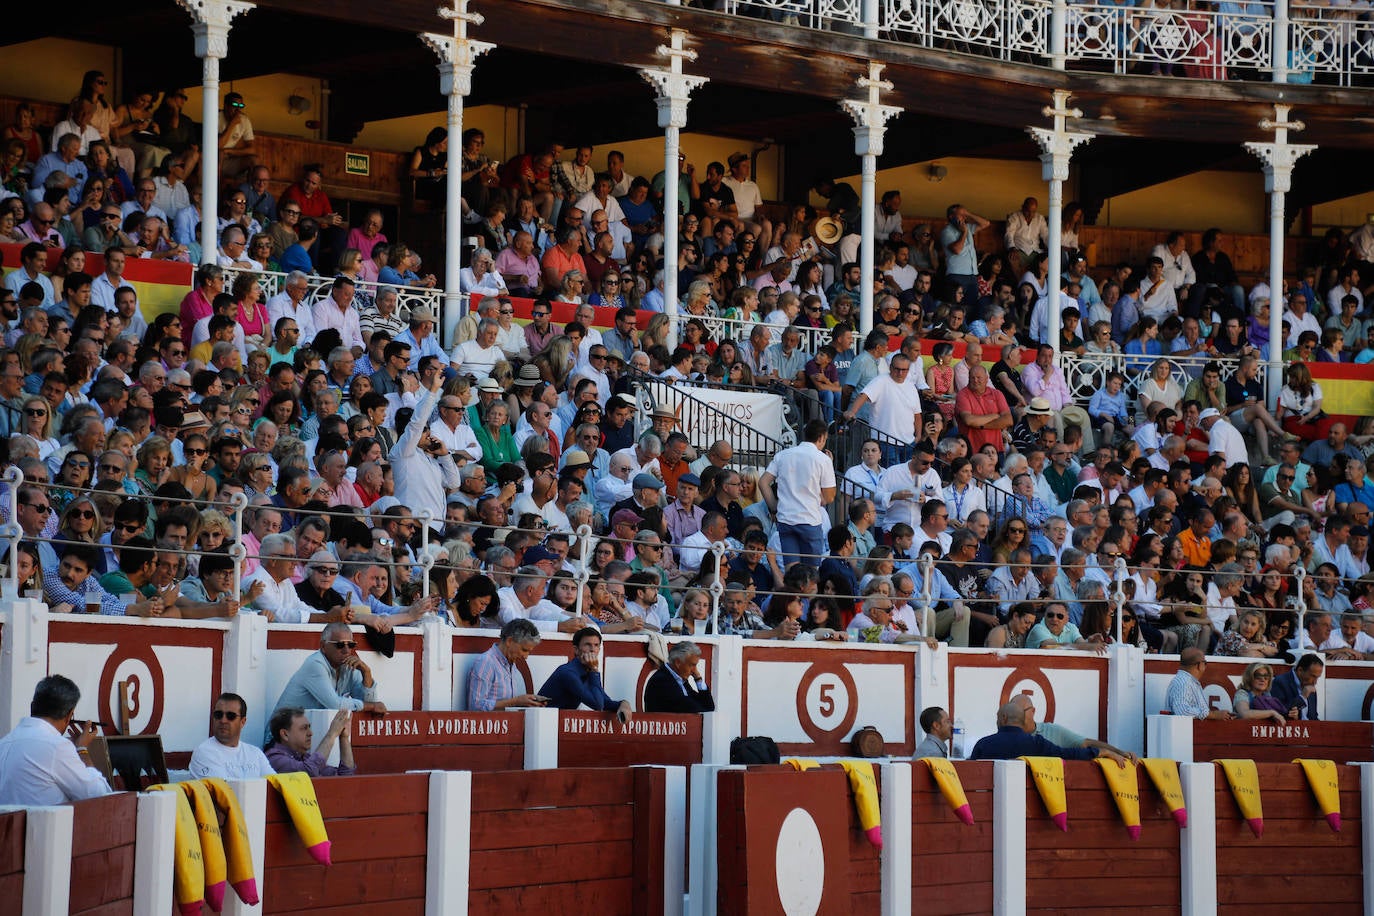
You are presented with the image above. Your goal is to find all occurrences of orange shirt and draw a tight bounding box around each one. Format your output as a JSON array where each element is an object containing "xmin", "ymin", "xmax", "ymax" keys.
[
  {"xmin": 1178, "ymin": 529, "xmax": 1211, "ymax": 568},
  {"xmin": 660, "ymin": 455, "xmax": 687, "ymax": 499},
  {"xmin": 540, "ymin": 245, "xmax": 586, "ymax": 284}
]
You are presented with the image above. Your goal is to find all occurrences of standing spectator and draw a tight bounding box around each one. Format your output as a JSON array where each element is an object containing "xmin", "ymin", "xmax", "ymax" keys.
[
  {"xmin": 759, "ymin": 419, "xmax": 836, "ymax": 567},
  {"xmin": 955, "ymin": 365, "xmax": 1012, "ymax": 455}
]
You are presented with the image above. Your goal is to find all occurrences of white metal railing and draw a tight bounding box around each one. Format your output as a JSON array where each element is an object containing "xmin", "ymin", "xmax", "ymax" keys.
[
  {"xmin": 691, "ymin": 312, "xmax": 837, "ymax": 354},
  {"xmin": 701, "ymin": 0, "xmax": 1374, "ymax": 85},
  {"xmin": 1061, "ymin": 350, "xmax": 1259, "ymax": 411},
  {"xmin": 219, "ymin": 267, "xmax": 447, "ymax": 334}
]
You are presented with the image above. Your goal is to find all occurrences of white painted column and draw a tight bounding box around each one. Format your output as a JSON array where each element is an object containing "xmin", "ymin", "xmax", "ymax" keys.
[
  {"xmin": 636, "ymin": 764, "xmax": 687, "ymax": 916},
  {"xmin": 702, "ymin": 635, "xmax": 742, "ymax": 765},
  {"xmin": 1027, "ymin": 91, "xmax": 1094, "ymax": 360},
  {"xmin": 879, "ymin": 762, "xmax": 913, "ymax": 916},
  {"xmin": 1106, "ymin": 642, "xmax": 1145, "ymax": 755},
  {"xmin": 423, "ymin": 770, "xmax": 472, "ymax": 916},
  {"xmin": 1273, "ymin": 0, "xmax": 1290, "ymax": 84},
  {"xmin": 687, "ymin": 763, "xmax": 745, "ymax": 916},
  {"xmin": 1244, "ymin": 105, "xmax": 1315, "ymax": 409},
  {"xmin": 133, "ymin": 791, "xmax": 177, "ymax": 916},
  {"xmin": 1179, "ymin": 762, "xmax": 1217, "ymax": 916},
  {"xmin": 422, "ymin": 4, "xmax": 495, "ymax": 349},
  {"xmin": 176, "ymin": 0, "xmax": 255, "ymax": 266},
  {"xmin": 0, "ymin": 588, "xmax": 48, "ymax": 734},
  {"xmin": 522, "ymin": 706, "xmax": 559, "ymax": 769},
  {"xmin": 1146, "ymin": 713, "xmax": 1195, "ymax": 762},
  {"xmin": 420, "ymin": 615, "xmax": 454, "ymax": 711},
  {"xmin": 221, "ymin": 611, "xmax": 269, "ymax": 747},
  {"xmin": 641, "ymin": 31, "xmax": 708, "ymax": 351},
  {"xmin": 21, "ymin": 805, "xmax": 73, "ymax": 916},
  {"xmin": 223, "ymin": 778, "xmax": 266, "ymax": 916},
  {"xmin": 993, "ymin": 759, "xmax": 1027, "ymax": 916},
  {"xmin": 840, "ymin": 63, "xmax": 901, "ymax": 338},
  {"xmin": 912, "ymin": 640, "xmax": 950, "ymax": 726}
]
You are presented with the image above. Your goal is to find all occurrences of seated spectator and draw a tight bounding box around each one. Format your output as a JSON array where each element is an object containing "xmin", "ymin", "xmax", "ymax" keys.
[
  {"xmin": 189, "ymin": 692, "xmax": 274, "ymax": 779},
  {"xmin": 274, "ymin": 622, "xmax": 388, "ymax": 715},
  {"xmin": 644, "ymin": 641, "xmax": 715, "ymax": 713},
  {"xmin": 1231, "ymin": 662, "xmax": 1289, "ymax": 724},
  {"xmin": 1024, "ymin": 601, "xmax": 1103, "ymax": 651},
  {"xmin": 971, "ymin": 695, "xmax": 1123, "ymax": 762},
  {"xmin": 0, "ymin": 674, "xmax": 111, "ymax": 805},
  {"xmin": 467, "ymin": 618, "xmax": 549, "ymax": 711},
  {"xmin": 1165, "ymin": 648, "xmax": 1234, "ymax": 720},
  {"xmin": 1270, "ymin": 653, "xmax": 1323, "ymax": 721},
  {"xmin": 537, "ymin": 627, "xmax": 634, "ymax": 719},
  {"xmin": 264, "ymin": 707, "xmax": 357, "ymax": 776}
]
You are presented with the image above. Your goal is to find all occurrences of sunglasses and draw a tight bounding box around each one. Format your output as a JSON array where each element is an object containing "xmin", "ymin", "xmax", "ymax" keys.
[
  {"xmin": 23, "ymin": 503, "xmax": 51, "ymax": 514},
  {"xmin": 24, "ymin": 408, "xmax": 46, "ymax": 416},
  {"xmin": 116, "ymin": 522, "xmax": 143, "ymax": 533},
  {"xmin": 1045, "ymin": 612, "xmax": 1067, "ymax": 620},
  {"xmin": 329, "ymin": 640, "xmax": 357, "ymax": 650},
  {"xmin": 185, "ymin": 448, "xmax": 207, "ymax": 456},
  {"xmin": 314, "ymin": 567, "xmax": 340, "ymax": 576},
  {"xmin": 71, "ymin": 509, "xmax": 96, "ymax": 520},
  {"xmin": 99, "ymin": 464, "xmax": 123, "ymax": 473},
  {"xmin": 211, "ymin": 710, "xmax": 241, "ymax": 721}
]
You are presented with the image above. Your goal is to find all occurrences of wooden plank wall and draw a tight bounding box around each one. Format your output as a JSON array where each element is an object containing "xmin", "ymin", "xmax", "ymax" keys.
[
  {"xmin": 262, "ymin": 773, "xmax": 428, "ymax": 915},
  {"xmin": 556, "ymin": 712, "xmax": 704, "ymax": 768},
  {"xmin": 348, "ymin": 713, "xmax": 525, "ymax": 774},
  {"xmin": 1024, "ymin": 761, "xmax": 1181, "ymax": 914},
  {"xmin": 0, "ymin": 809, "xmax": 24, "ymax": 911},
  {"xmin": 1214, "ymin": 763, "xmax": 1363, "ymax": 914},
  {"xmin": 467, "ymin": 767, "xmax": 665, "ymax": 915},
  {"xmin": 253, "ymin": 134, "xmax": 406, "ymax": 210},
  {"xmin": 911, "ymin": 761, "xmax": 996, "ymax": 916},
  {"xmin": 1193, "ymin": 720, "xmax": 1374, "ymax": 766},
  {"xmin": 846, "ymin": 766, "xmax": 883, "ymax": 914},
  {"xmin": 69, "ymin": 793, "xmax": 138, "ymax": 916}
]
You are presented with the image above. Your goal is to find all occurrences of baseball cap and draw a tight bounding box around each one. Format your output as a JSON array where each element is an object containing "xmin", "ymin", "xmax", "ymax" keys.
[
  {"xmin": 633, "ymin": 473, "xmax": 664, "ymax": 491},
  {"xmin": 612, "ymin": 508, "xmax": 643, "ymax": 528},
  {"xmin": 609, "ymin": 393, "xmax": 637, "ymax": 411},
  {"xmin": 522, "ymin": 545, "xmax": 560, "ymax": 566},
  {"xmin": 1198, "ymin": 408, "xmax": 1221, "ymax": 421},
  {"xmin": 409, "ymin": 306, "xmax": 435, "ymax": 324}
]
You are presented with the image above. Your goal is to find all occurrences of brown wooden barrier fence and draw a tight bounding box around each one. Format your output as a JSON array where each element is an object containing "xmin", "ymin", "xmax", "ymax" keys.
[
  {"xmin": 263, "ymin": 773, "xmax": 428, "ymax": 915},
  {"xmin": 69, "ymin": 793, "xmax": 137, "ymax": 916},
  {"xmin": 912, "ymin": 761, "xmax": 995, "ymax": 915},
  {"xmin": 1214, "ymin": 762, "xmax": 1363, "ymax": 914},
  {"xmin": 1194, "ymin": 720, "xmax": 1374, "ymax": 765},
  {"xmin": 557, "ymin": 711, "xmax": 703, "ymax": 768},
  {"xmin": 468, "ymin": 767, "xmax": 667, "ymax": 915},
  {"xmin": 0, "ymin": 809, "xmax": 23, "ymax": 909},
  {"xmin": 348, "ymin": 711, "xmax": 524, "ymax": 773},
  {"xmin": 1026, "ymin": 761, "xmax": 1181, "ymax": 914}
]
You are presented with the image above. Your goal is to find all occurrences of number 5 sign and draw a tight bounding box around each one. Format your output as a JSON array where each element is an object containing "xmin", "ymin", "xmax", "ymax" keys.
[{"xmin": 796, "ymin": 663, "xmax": 859, "ymax": 745}]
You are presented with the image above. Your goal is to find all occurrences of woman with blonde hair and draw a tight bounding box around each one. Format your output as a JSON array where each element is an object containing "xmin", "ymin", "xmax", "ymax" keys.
[
  {"xmin": 1232, "ymin": 662, "xmax": 1289, "ymax": 723},
  {"xmin": 198, "ymin": 509, "xmax": 233, "ymax": 552},
  {"xmin": 57, "ymin": 495, "xmax": 105, "ymax": 550},
  {"xmin": 642, "ymin": 313, "xmax": 671, "ymax": 352},
  {"xmin": 19, "ymin": 395, "xmax": 59, "ymax": 462}
]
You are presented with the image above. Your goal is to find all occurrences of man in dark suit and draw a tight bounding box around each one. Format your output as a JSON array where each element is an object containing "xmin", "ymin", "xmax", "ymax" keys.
[
  {"xmin": 1270, "ymin": 653, "xmax": 1324, "ymax": 721},
  {"xmin": 644, "ymin": 641, "xmax": 715, "ymax": 713}
]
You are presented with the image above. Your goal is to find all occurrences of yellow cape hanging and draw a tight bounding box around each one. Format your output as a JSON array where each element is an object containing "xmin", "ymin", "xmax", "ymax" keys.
[
  {"xmin": 784, "ymin": 758, "xmax": 882, "ymax": 848},
  {"xmin": 1020, "ymin": 756, "xmax": 1068, "ymax": 831},
  {"xmin": 201, "ymin": 777, "xmax": 260, "ymax": 903},
  {"xmin": 266, "ymin": 772, "xmax": 332, "ymax": 865},
  {"xmin": 1216, "ymin": 759, "xmax": 1264, "ymax": 838},
  {"xmin": 1139, "ymin": 758, "xmax": 1188, "ymax": 827},
  {"xmin": 919, "ymin": 757, "xmax": 975, "ymax": 825},
  {"xmin": 1292, "ymin": 758, "xmax": 1342, "ymax": 832},
  {"xmin": 1095, "ymin": 758, "xmax": 1142, "ymax": 840},
  {"xmin": 148, "ymin": 784, "xmax": 206, "ymax": 916},
  {"xmin": 181, "ymin": 780, "xmax": 228, "ymax": 911}
]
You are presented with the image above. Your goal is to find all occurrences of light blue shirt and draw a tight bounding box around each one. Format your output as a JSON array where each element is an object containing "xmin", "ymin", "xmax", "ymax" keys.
[
  {"xmin": 275, "ymin": 649, "xmax": 380, "ymax": 712},
  {"xmin": 393, "ymin": 327, "xmax": 447, "ymax": 372}
]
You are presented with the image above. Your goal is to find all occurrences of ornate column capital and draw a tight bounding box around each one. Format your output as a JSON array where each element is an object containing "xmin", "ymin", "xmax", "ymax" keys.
[
  {"xmin": 175, "ymin": 0, "xmax": 255, "ymax": 59},
  {"xmin": 1243, "ymin": 141, "xmax": 1318, "ymax": 193},
  {"xmin": 420, "ymin": 33, "xmax": 496, "ymax": 96},
  {"xmin": 1026, "ymin": 126, "xmax": 1095, "ymax": 181},
  {"xmin": 640, "ymin": 68, "xmax": 710, "ymax": 129},
  {"xmin": 840, "ymin": 100, "xmax": 903, "ymax": 157}
]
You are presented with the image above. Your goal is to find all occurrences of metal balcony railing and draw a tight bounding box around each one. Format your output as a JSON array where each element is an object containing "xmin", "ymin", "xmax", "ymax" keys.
[{"xmin": 688, "ymin": 0, "xmax": 1374, "ymax": 86}]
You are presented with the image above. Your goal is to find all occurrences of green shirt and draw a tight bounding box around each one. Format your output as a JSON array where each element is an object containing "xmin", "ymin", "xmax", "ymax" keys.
[{"xmin": 99, "ymin": 570, "xmax": 154, "ymax": 598}]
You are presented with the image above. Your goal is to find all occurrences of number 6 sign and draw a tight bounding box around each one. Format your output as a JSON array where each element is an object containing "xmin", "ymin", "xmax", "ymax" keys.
[{"xmin": 796, "ymin": 662, "xmax": 859, "ymax": 744}]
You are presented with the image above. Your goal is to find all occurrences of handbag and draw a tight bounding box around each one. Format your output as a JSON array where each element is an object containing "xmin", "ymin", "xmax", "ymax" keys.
[
  {"xmin": 850, "ymin": 725, "xmax": 885, "ymax": 758},
  {"xmin": 729, "ymin": 736, "xmax": 780, "ymax": 765}
]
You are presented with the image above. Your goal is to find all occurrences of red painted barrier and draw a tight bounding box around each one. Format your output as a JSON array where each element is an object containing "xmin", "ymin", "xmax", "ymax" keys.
[
  {"xmin": 912, "ymin": 761, "xmax": 995, "ymax": 915},
  {"xmin": 1025, "ymin": 761, "xmax": 1181, "ymax": 913},
  {"xmin": 262, "ymin": 773, "xmax": 429, "ymax": 914},
  {"xmin": 69, "ymin": 793, "xmax": 137, "ymax": 916},
  {"xmin": 1193, "ymin": 719, "xmax": 1374, "ymax": 765},
  {"xmin": 1, "ymin": 241, "xmax": 193, "ymax": 285},
  {"xmin": 1214, "ymin": 763, "xmax": 1363, "ymax": 913},
  {"xmin": 468, "ymin": 767, "xmax": 667, "ymax": 915},
  {"xmin": 557, "ymin": 711, "xmax": 703, "ymax": 768},
  {"xmin": 0, "ymin": 809, "xmax": 23, "ymax": 909},
  {"xmin": 348, "ymin": 710, "xmax": 524, "ymax": 773}
]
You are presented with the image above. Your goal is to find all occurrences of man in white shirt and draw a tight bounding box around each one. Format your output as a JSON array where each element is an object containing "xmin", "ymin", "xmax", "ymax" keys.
[
  {"xmin": 722, "ymin": 152, "xmax": 770, "ymax": 246},
  {"xmin": 679, "ymin": 511, "xmax": 735, "ymax": 574},
  {"xmin": 759, "ymin": 420, "xmax": 836, "ymax": 567},
  {"xmin": 430, "ymin": 393, "xmax": 482, "ymax": 461},
  {"xmin": 188, "ymin": 692, "xmax": 274, "ymax": 780},
  {"xmin": 245, "ymin": 533, "xmax": 318, "ymax": 623},
  {"xmin": 0, "ymin": 675, "xmax": 112, "ymax": 805},
  {"xmin": 313, "ymin": 278, "xmax": 365, "ymax": 353},
  {"xmin": 843, "ymin": 352, "xmax": 923, "ymax": 454},
  {"xmin": 881, "ymin": 445, "xmax": 944, "ymax": 530},
  {"xmin": 1200, "ymin": 408, "xmax": 1248, "ymax": 468},
  {"xmin": 459, "ymin": 248, "xmax": 509, "ymax": 295},
  {"xmin": 449, "ymin": 319, "xmax": 504, "ymax": 380},
  {"xmin": 90, "ymin": 247, "xmax": 133, "ymax": 313},
  {"xmin": 266, "ymin": 271, "xmax": 317, "ymax": 347},
  {"xmin": 498, "ymin": 565, "xmax": 589, "ymax": 633},
  {"xmin": 1151, "ymin": 233, "xmax": 1196, "ymax": 295},
  {"xmin": 1138, "ymin": 256, "xmax": 1178, "ymax": 323},
  {"xmin": 1003, "ymin": 196, "xmax": 1047, "ymax": 270}
]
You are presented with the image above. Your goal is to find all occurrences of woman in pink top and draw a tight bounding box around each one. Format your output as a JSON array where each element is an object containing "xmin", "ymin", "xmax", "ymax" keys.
[
  {"xmin": 232, "ymin": 273, "xmax": 270, "ymax": 348},
  {"xmin": 178, "ymin": 264, "xmax": 224, "ymax": 346}
]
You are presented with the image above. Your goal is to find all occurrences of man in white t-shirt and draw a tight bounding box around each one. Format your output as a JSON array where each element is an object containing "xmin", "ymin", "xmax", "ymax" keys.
[
  {"xmin": 722, "ymin": 152, "xmax": 771, "ymax": 247},
  {"xmin": 759, "ymin": 420, "xmax": 837, "ymax": 567},
  {"xmin": 188, "ymin": 693, "xmax": 274, "ymax": 780},
  {"xmin": 843, "ymin": 352, "xmax": 923, "ymax": 461},
  {"xmin": 449, "ymin": 319, "xmax": 504, "ymax": 380}
]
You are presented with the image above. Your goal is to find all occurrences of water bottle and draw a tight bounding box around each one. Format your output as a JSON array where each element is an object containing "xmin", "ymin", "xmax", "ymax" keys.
[{"xmin": 951, "ymin": 718, "xmax": 966, "ymax": 759}]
